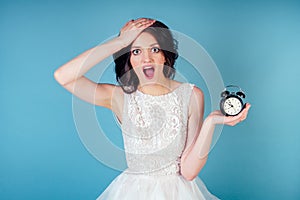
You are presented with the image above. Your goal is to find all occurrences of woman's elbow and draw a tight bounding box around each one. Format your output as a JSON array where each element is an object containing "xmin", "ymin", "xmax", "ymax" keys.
[
  {"xmin": 181, "ymin": 170, "xmax": 198, "ymax": 181},
  {"xmin": 54, "ymin": 69, "xmax": 67, "ymax": 86},
  {"xmin": 54, "ymin": 69, "xmax": 61, "ymax": 82},
  {"xmin": 180, "ymin": 160, "xmax": 207, "ymax": 181},
  {"xmin": 180, "ymin": 165, "xmax": 200, "ymax": 181}
]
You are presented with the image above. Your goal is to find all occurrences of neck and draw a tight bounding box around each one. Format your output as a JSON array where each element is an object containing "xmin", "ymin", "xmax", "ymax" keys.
[{"xmin": 138, "ymin": 78, "xmax": 172, "ymax": 96}]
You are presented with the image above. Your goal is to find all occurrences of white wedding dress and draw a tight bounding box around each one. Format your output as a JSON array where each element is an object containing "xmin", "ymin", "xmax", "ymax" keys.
[{"xmin": 96, "ymin": 83, "xmax": 219, "ymax": 200}]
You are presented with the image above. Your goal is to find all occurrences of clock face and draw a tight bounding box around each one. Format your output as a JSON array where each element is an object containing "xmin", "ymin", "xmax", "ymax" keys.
[{"xmin": 223, "ymin": 97, "xmax": 243, "ymax": 116}]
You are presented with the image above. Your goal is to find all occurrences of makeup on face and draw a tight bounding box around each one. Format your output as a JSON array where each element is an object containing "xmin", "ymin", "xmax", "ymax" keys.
[{"xmin": 130, "ymin": 32, "xmax": 165, "ymax": 81}]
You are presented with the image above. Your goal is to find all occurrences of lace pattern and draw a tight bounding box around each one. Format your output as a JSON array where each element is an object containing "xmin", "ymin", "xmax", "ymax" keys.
[{"xmin": 122, "ymin": 83, "xmax": 194, "ymax": 175}]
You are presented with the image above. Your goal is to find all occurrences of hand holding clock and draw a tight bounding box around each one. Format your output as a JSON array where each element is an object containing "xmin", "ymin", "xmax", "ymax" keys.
[{"xmin": 207, "ymin": 103, "xmax": 251, "ymax": 126}]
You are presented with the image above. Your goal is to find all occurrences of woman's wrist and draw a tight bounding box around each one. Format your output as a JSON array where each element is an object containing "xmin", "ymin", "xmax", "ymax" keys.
[
  {"xmin": 114, "ymin": 36, "xmax": 130, "ymax": 49},
  {"xmin": 204, "ymin": 115, "xmax": 217, "ymax": 126}
]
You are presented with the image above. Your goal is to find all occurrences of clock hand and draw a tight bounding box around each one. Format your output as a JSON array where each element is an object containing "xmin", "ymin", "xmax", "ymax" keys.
[{"xmin": 233, "ymin": 107, "xmax": 237, "ymax": 112}]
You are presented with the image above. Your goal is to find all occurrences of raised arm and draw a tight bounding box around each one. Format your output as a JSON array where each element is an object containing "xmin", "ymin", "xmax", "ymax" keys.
[
  {"xmin": 53, "ymin": 18, "xmax": 155, "ymax": 114},
  {"xmin": 180, "ymin": 87, "xmax": 251, "ymax": 181},
  {"xmin": 53, "ymin": 37, "xmax": 126, "ymax": 109}
]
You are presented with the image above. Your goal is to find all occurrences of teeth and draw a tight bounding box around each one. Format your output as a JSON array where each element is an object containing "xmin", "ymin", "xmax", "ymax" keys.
[{"xmin": 143, "ymin": 66, "xmax": 153, "ymax": 69}]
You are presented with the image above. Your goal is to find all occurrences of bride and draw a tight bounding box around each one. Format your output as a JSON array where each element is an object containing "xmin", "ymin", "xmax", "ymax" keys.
[{"xmin": 54, "ymin": 18, "xmax": 251, "ymax": 199}]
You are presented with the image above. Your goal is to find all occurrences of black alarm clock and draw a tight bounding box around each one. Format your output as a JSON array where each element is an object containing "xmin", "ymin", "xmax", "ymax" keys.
[{"xmin": 220, "ymin": 85, "xmax": 246, "ymax": 116}]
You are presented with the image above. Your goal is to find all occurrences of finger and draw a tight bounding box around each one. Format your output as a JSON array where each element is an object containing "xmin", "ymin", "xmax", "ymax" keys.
[
  {"xmin": 121, "ymin": 20, "xmax": 136, "ymax": 31},
  {"xmin": 235, "ymin": 106, "xmax": 249, "ymax": 120},
  {"xmin": 121, "ymin": 20, "xmax": 146, "ymax": 32},
  {"xmin": 224, "ymin": 118, "xmax": 239, "ymax": 125},
  {"xmin": 211, "ymin": 110, "xmax": 221, "ymax": 115},
  {"xmin": 142, "ymin": 20, "xmax": 155, "ymax": 27},
  {"xmin": 134, "ymin": 18, "xmax": 152, "ymax": 23},
  {"xmin": 133, "ymin": 18, "xmax": 155, "ymax": 27},
  {"xmin": 127, "ymin": 19, "xmax": 134, "ymax": 25},
  {"xmin": 226, "ymin": 114, "xmax": 242, "ymax": 122},
  {"xmin": 227, "ymin": 121, "xmax": 238, "ymax": 126},
  {"xmin": 240, "ymin": 112, "xmax": 249, "ymax": 121},
  {"xmin": 224, "ymin": 113, "xmax": 244, "ymax": 124},
  {"xmin": 238, "ymin": 110, "xmax": 250, "ymax": 122},
  {"xmin": 239, "ymin": 110, "xmax": 248, "ymax": 119},
  {"xmin": 239, "ymin": 104, "xmax": 251, "ymax": 120},
  {"xmin": 130, "ymin": 18, "xmax": 147, "ymax": 26},
  {"xmin": 244, "ymin": 103, "xmax": 251, "ymax": 110}
]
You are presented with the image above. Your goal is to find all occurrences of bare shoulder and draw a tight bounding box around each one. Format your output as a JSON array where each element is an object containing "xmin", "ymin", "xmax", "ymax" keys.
[
  {"xmin": 169, "ymin": 80, "xmax": 204, "ymax": 111},
  {"xmin": 191, "ymin": 85, "xmax": 204, "ymax": 100},
  {"xmin": 189, "ymin": 85, "xmax": 204, "ymax": 116}
]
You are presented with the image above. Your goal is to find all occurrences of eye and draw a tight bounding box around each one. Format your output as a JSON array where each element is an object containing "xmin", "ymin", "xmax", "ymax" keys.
[
  {"xmin": 131, "ymin": 49, "xmax": 141, "ymax": 55},
  {"xmin": 151, "ymin": 47, "xmax": 161, "ymax": 53}
]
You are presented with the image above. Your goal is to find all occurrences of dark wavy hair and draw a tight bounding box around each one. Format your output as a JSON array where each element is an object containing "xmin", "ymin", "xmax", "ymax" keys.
[{"xmin": 113, "ymin": 20, "xmax": 178, "ymax": 94}]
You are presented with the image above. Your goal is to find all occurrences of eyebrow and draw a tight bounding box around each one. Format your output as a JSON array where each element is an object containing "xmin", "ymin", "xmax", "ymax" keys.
[{"xmin": 131, "ymin": 43, "xmax": 160, "ymax": 49}]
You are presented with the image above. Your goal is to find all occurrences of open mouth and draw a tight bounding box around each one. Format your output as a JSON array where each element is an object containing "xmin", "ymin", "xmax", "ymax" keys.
[{"xmin": 143, "ymin": 66, "xmax": 155, "ymax": 79}]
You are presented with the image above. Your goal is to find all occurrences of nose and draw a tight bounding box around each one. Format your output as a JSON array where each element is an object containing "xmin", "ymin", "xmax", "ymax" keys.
[{"xmin": 142, "ymin": 48, "xmax": 152, "ymax": 63}]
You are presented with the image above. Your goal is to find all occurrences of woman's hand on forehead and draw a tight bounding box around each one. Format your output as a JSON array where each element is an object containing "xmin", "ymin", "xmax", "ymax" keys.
[{"xmin": 118, "ymin": 18, "xmax": 156, "ymax": 47}]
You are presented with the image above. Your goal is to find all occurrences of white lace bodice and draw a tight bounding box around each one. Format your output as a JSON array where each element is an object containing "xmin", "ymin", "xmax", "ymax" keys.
[{"xmin": 122, "ymin": 83, "xmax": 194, "ymax": 176}]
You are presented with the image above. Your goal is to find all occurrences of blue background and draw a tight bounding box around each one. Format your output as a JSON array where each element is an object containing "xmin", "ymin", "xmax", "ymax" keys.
[{"xmin": 1, "ymin": 0, "xmax": 299, "ymax": 199}]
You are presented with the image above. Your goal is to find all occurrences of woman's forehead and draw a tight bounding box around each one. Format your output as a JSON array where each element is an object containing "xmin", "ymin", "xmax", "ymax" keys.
[{"xmin": 131, "ymin": 32, "xmax": 159, "ymax": 48}]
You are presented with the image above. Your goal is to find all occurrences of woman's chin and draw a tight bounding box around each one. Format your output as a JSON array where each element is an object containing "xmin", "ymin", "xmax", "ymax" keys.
[{"xmin": 139, "ymin": 75, "xmax": 158, "ymax": 85}]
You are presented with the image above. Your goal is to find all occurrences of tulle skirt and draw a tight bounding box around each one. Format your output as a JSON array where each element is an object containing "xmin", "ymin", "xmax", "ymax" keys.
[{"xmin": 96, "ymin": 171, "xmax": 219, "ymax": 200}]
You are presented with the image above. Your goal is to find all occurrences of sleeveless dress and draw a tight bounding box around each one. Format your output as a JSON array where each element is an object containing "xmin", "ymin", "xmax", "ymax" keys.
[{"xmin": 96, "ymin": 83, "xmax": 219, "ymax": 200}]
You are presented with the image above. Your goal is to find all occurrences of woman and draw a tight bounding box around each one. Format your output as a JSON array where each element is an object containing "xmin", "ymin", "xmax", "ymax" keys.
[{"xmin": 54, "ymin": 18, "xmax": 251, "ymax": 199}]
